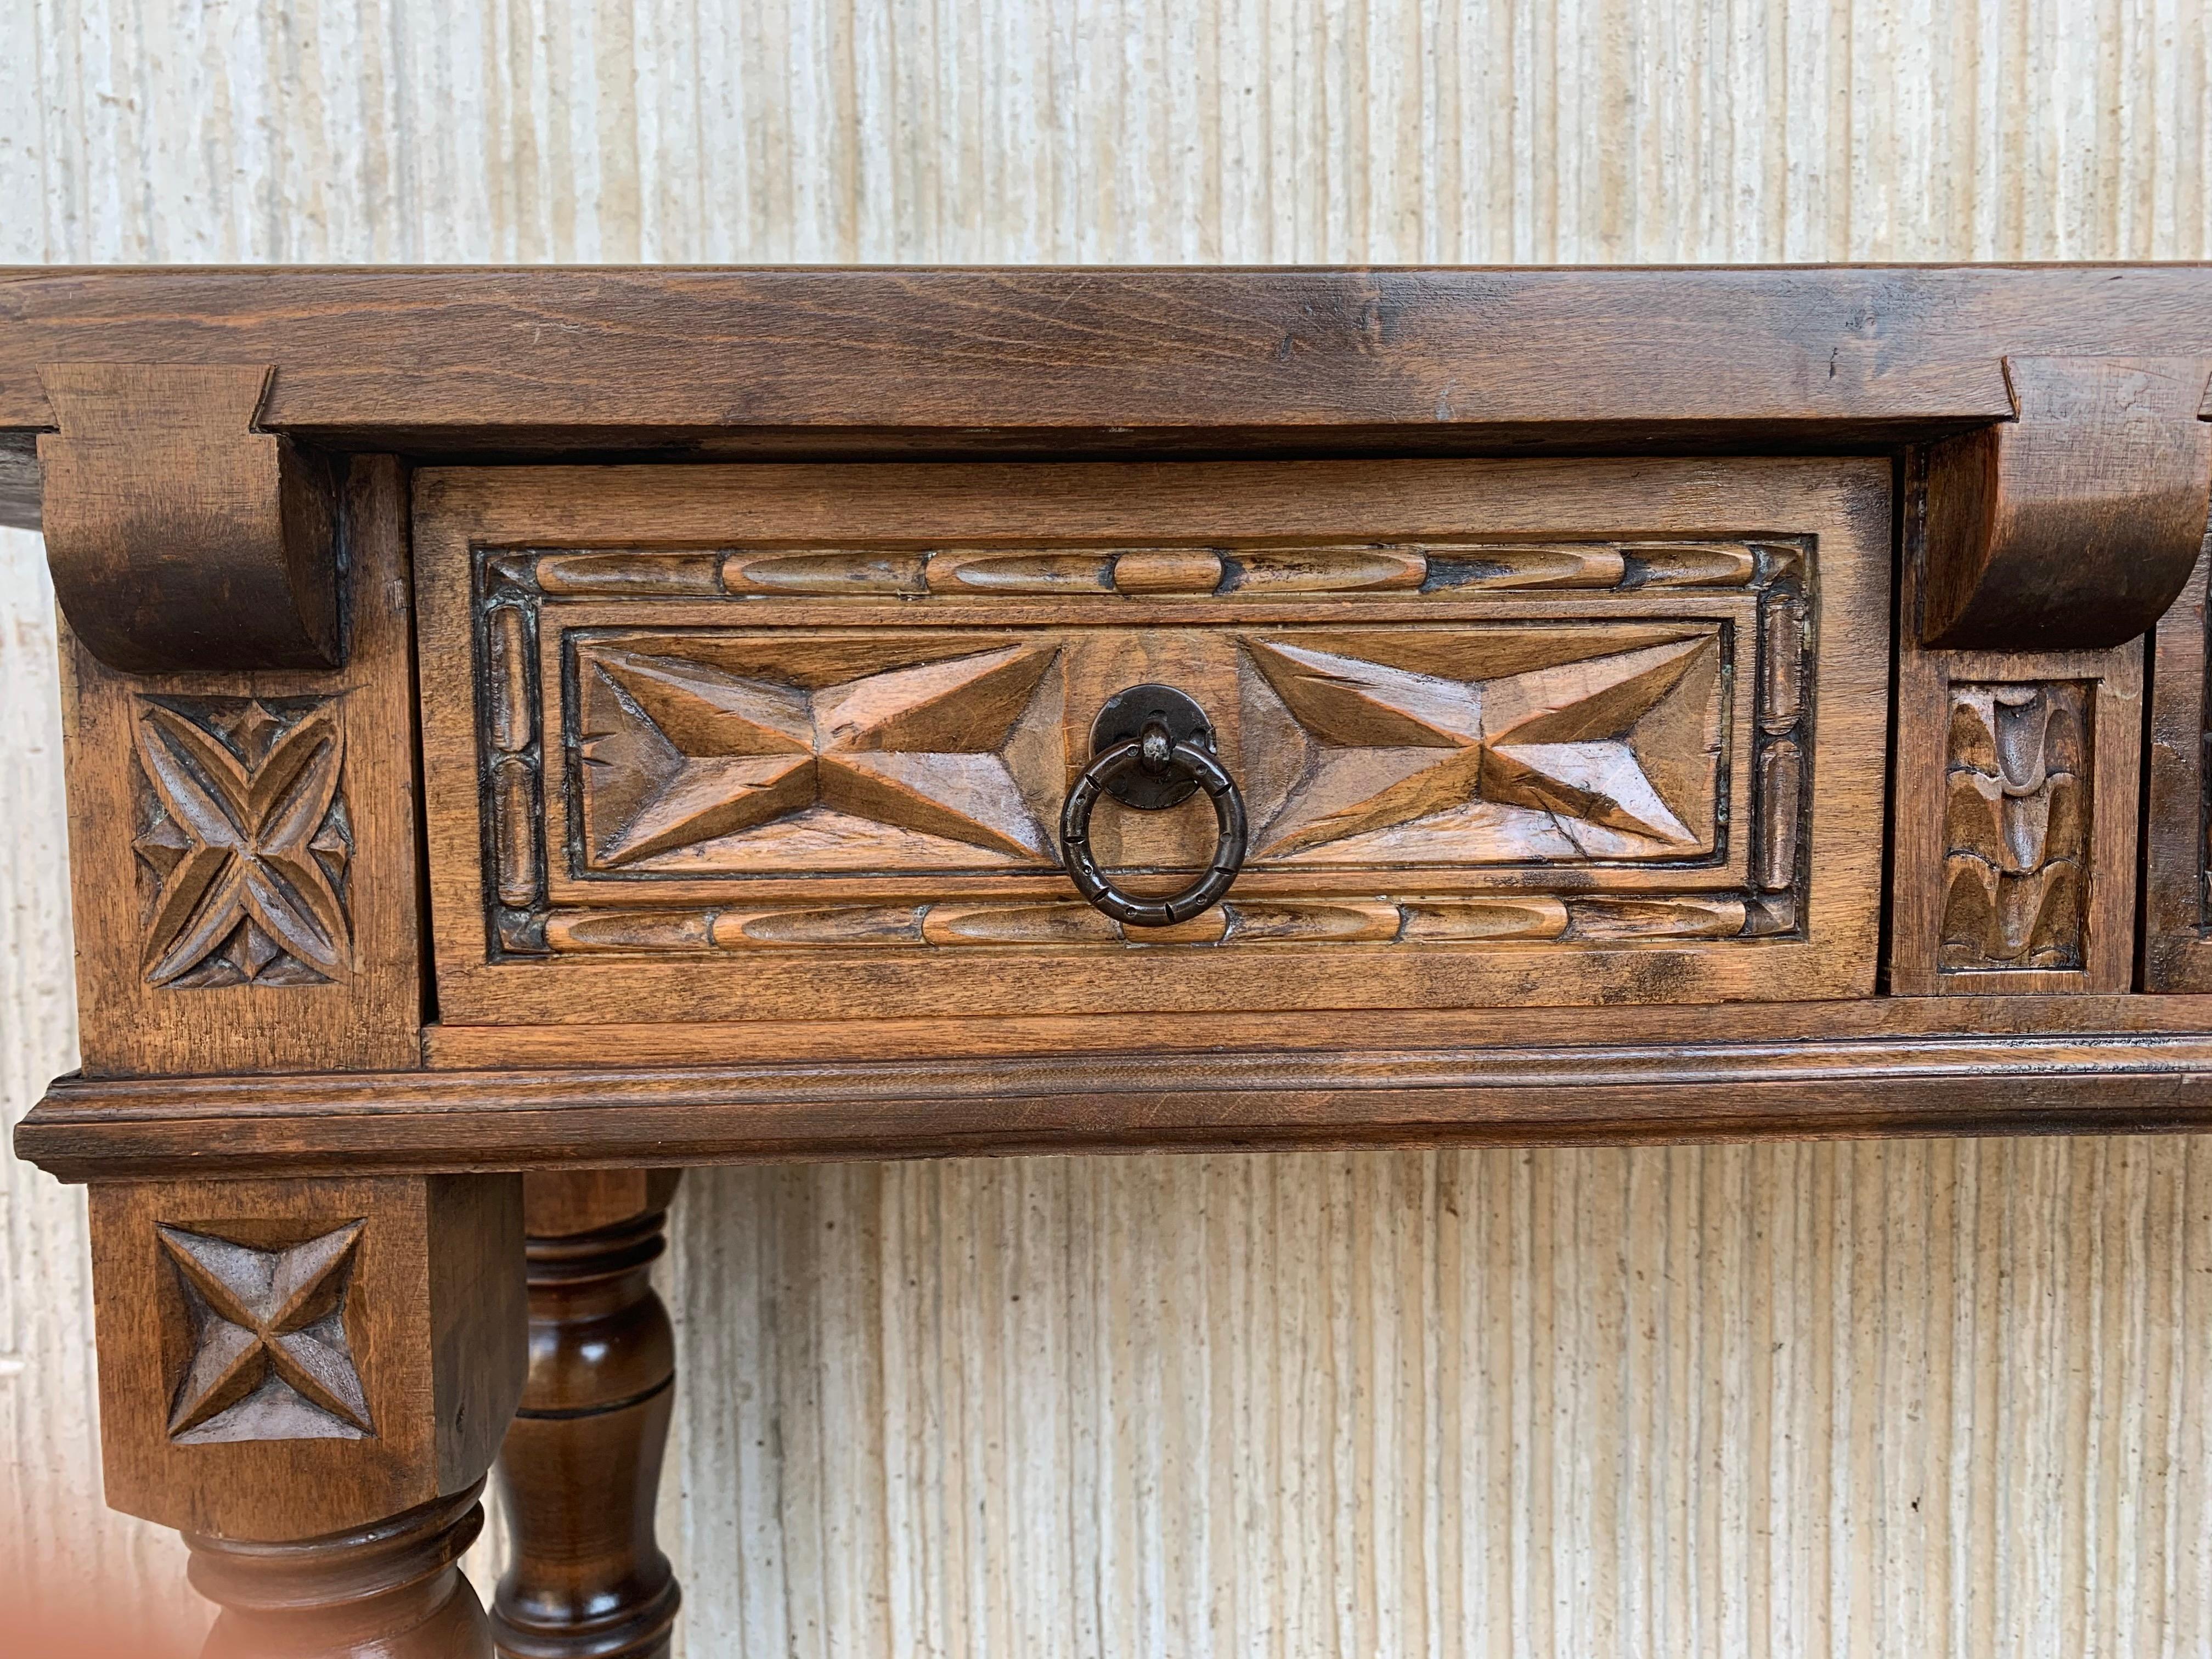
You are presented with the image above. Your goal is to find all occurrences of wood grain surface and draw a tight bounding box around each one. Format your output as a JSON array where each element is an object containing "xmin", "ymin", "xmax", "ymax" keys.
[
  {"xmin": 414, "ymin": 456, "xmax": 1889, "ymax": 1032},
  {"xmin": 57, "ymin": 456, "xmax": 424, "ymax": 1077},
  {"xmin": 2145, "ymin": 540, "xmax": 2212, "ymax": 992},
  {"xmin": 1, "ymin": 266, "xmax": 2211, "ymax": 506}
]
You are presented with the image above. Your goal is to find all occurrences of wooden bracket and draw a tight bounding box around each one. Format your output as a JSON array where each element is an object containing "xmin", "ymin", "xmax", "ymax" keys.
[
  {"xmin": 37, "ymin": 363, "xmax": 342, "ymax": 672},
  {"xmin": 1921, "ymin": 356, "xmax": 2212, "ymax": 650}
]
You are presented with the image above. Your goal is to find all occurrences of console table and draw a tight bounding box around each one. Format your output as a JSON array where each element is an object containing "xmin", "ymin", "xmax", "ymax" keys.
[{"xmin": 8, "ymin": 266, "xmax": 2212, "ymax": 1656}]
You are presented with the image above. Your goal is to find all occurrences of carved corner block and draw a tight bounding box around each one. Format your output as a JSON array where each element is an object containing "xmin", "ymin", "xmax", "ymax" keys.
[
  {"xmin": 1893, "ymin": 461, "xmax": 2144, "ymax": 993},
  {"xmin": 2145, "ymin": 538, "xmax": 2212, "ymax": 990},
  {"xmin": 37, "ymin": 364, "xmax": 341, "ymax": 672},
  {"xmin": 1921, "ymin": 355, "xmax": 2212, "ymax": 651},
  {"xmin": 1892, "ymin": 659, "xmax": 2140, "ymax": 994},
  {"xmin": 86, "ymin": 1173, "xmax": 525, "ymax": 1542},
  {"xmin": 60, "ymin": 456, "xmax": 422, "ymax": 1076}
]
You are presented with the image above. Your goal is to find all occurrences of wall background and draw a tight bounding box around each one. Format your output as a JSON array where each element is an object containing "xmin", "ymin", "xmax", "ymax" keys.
[{"xmin": 5, "ymin": 1, "xmax": 2212, "ymax": 1653}]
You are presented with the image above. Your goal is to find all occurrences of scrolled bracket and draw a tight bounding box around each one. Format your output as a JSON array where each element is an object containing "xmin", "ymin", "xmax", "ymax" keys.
[
  {"xmin": 1921, "ymin": 354, "xmax": 2212, "ymax": 651},
  {"xmin": 37, "ymin": 362, "xmax": 342, "ymax": 672}
]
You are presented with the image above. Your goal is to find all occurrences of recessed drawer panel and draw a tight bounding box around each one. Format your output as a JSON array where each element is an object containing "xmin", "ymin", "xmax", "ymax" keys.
[{"xmin": 416, "ymin": 458, "xmax": 1891, "ymax": 1026}]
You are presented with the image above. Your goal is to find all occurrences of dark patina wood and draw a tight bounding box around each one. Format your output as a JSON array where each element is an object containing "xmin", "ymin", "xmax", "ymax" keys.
[
  {"xmin": 6, "ymin": 263, "xmax": 2211, "ymax": 1657},
  {"xmin": 493, "ymin": 1172, "xmax": 682, "ymax": 1659}
]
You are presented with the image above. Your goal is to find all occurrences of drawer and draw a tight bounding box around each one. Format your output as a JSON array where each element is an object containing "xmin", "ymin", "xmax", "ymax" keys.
[{"xmin": 416, "ymin": 457, "xmax": 1891, "ymax": 1028}]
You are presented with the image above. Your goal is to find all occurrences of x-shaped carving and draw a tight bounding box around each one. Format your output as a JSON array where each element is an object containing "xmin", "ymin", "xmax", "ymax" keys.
[
  {"xmin": 1248, "ymin": 635, "xmax": 1713, "ymax": 857},
  {"xmin": 133, "ymin": 701, "xmax": 351, "ymax": 986},
  {"xmin": 580, "ymin": 643, "xmax": 1057, "ymax": 866},
  {"xmin": 159, "ymin": 1221, "xmax": 373, "ymax": 1441}
]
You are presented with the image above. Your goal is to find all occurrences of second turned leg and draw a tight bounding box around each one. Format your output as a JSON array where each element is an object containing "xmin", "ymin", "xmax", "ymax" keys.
[{"xmin": 492, "ymin": 1171, "xmax": 683, "ymax": 1659}]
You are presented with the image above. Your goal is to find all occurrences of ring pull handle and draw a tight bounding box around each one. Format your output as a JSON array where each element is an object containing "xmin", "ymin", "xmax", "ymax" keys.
[{"xmin": 1059, "ymin": 684, "xmax": 1249, "ymax": 927}]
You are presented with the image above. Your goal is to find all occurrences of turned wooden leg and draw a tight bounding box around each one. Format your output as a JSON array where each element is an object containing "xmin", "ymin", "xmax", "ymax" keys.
[
  {"xmin": 82, "ymin": 1174, "xmax": 527, "ymax": 1659},
  {"xmin": 492, "ymin": 1171, "xmax": 683, "ymax": 1659},
  {"xmin": 188, "ymin": 1483, "xmax": 493, "ymax": 1657}
]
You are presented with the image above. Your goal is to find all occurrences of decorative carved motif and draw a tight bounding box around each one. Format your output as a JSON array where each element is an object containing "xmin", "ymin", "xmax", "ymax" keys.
[
  {"xmin": 1939, "ymin": 682, "xmax": 2091, "ymax": 972},
  {"xmin": 483, "ymin": 559, "xmax": 548, "ymax": 952},
  {"xmin": 505, "ymin": 537, "xmax": 1769, "ymax": 603},
  {"xmin": 476, "ymin": 538, "xmax": 1813, "ymax": 956},
  {"xmin": 1242, "ymin": 633, "xmax": 1714, "ymax": 862},
  {"xmin": 533, "ymin": 890, "xmax": 1792, "ymax": 952},
  {"xmin": 132, "ymin": 697, "xmax": 353, "ymax": 987},
  {"xmin": 575, "ymin": 639, "xmax": 1058, "ymax": 871},
  {"xmin": 157, "ymin": 1220, "xmax": 372, "ymax": 1443}
]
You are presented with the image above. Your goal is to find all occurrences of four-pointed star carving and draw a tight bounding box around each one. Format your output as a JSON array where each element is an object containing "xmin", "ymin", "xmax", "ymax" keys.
[
  {"xmin": 579, "ymin": 643, "xmax": 1057, "ymax": 867},
  {"xmin": 133, "ymin": 700, "xmax": 352, "ymax": 987},
  {"xmin": 1246, "ymin": 635, "xmax": 1715, "ymax": 860},
  {"xmin": 159, "ymin": 1221, "xmax": 373, "ymax": 1443}
]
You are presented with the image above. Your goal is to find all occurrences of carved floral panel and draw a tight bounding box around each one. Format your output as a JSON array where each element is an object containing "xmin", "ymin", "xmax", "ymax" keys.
[{"xmin": 131, "ymin": 697, "xmax": 354, "ymax": 988}]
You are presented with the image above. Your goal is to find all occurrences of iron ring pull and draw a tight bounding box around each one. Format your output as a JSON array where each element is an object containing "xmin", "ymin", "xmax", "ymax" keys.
[{"xmin": 1060, "ymin": 717, "xmax": 1249, "ymax": 927}]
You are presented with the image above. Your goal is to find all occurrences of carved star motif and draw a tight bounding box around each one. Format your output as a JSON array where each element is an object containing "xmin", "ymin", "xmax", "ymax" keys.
[
  {"xmin": 579, "ymin": 644, "xmax": 1057, "ymax": 866},
  {"xmin": 1246, "ymin": 635, "xmax": 1714, "ymax": 859},
  {"xmin": 133, "ymin": 700, "xmax": 352, "ymax": 987},
  {"xmin": 159, "ymin": 1221, "xmax": 373, "ymax": 1443}
]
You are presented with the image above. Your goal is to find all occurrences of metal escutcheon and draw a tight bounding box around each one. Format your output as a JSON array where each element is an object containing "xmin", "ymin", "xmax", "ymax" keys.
[{"xmin": 1060, "ymin": 684, "xmax": 1248, "ymax": 927}]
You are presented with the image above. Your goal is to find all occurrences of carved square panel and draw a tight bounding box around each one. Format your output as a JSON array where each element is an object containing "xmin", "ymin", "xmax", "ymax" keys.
[
  {"xmin": 157, "ymin": 1220, "xmax": 372, "ymax": 1443},
  {"xmin": 86, "ymin": 1175, "xmax": 526, "ymax": 1541},
  {"xmin": 131, "ymin": 696, "xmax": 354, "ymax": 988}
]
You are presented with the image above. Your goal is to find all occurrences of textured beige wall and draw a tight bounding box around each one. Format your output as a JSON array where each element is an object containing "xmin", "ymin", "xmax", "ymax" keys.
[{"xmin": 5, "ymin": 2, "xmax": 2212, "ymax": 1653}]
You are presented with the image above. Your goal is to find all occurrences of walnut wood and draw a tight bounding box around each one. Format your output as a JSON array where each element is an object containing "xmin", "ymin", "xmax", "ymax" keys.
[
  {"xmin": 0, "ymin": 267, "xmax": 2209, "ymax": 488},
  {"xmin": 2145, "ymin": 539, "xmax": 2212, "ymax": 991},
  {"xmin": 493, "ymin": 1174, "xmax": 682, "ymax": 1659},
  {"xmin": 22, "ymin": 1028, "xmax": 2212, "ymax": 1179},
  {"xmin": 58, "ymin": 454, "xmax": 425, "ymax": 1077},
  {"xmin": 83, "ymin": 1174, "xmax": 526, "ymax": 1539},
  {"xmin": 1920, "ymin": 356, "xmax": 2212, "ymax": 650},
  {"xmin": 414, "ymin": 992, "xmax": 2212, "ymax": 1067},
  {"xmin": 188, "ymin": 1482, "xmax": 493, "ymax": 1658},
  {"xmin": 414, "ymin": 455, "xmax": 1888, "ymax": 1024},
  {"xmin": 1892, "ymin": 451, "xmax": 2146, "ymax": 993},
  {"xmin": 18, "ymin": 261, "xmax": 2212, "ymax": 1650},
  {"xmin": 36, "ymin": 363, "xmax": 341, "ymax": 670}
]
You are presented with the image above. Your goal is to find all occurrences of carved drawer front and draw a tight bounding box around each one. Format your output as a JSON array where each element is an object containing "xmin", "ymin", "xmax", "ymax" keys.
[{"xmin": 415, "ymin": 458, "xmax": 1891, "ymax": 1028}]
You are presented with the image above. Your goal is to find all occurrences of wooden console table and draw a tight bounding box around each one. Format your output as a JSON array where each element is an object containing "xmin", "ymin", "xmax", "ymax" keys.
[{"xmin": 8, "ymin": 265, "xmax": 2212, "ymax": 1656}]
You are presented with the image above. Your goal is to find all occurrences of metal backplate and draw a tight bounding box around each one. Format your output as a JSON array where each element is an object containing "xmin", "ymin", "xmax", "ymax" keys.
[{"xmin": 1087, "ymin": 683, "xmax": 1215, "ymax": 809}]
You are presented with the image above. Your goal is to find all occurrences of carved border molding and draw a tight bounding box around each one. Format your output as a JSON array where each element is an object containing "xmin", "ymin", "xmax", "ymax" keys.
[
  {"xmin": 533, "ymin": 891, "xmax": 1793, "ymax": 954},
  {"xmin": 520, "ymin": 538, "xmax": 1768, "ymax": 601},
  {"xmin": 473, "ymin": 535, "xmax": 1815, "ymax": 958}
]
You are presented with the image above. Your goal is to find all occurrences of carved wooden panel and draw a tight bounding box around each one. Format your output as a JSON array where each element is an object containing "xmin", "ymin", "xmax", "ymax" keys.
[
  {"xmin": 132, "ymin": 697, "xmax": 353, "ymax": 988},
  {"xmin": 1891, "ymin": 453, "xmax": 2143, "ymax": 995},
  {"xmin": 1938, "ymin": 682, "xmax": 2090, "ymax": 973},
  {"xmin": 416, "ymin": 459, "xmax": 1890, "ymax": 1026},
  {"xmin": 58, "ymin": 457, "xmax": 424, "ymax": 1076},
  {"xmin": 86, "ymin": 1175, "xmax": 526, "ymax": 1540},
  {"xmin": 157, "ymin": 1219, "xmax": 371, "ymax": 1442}
]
